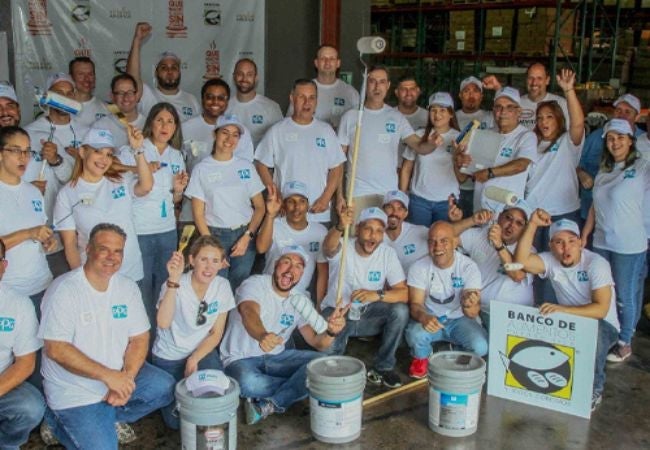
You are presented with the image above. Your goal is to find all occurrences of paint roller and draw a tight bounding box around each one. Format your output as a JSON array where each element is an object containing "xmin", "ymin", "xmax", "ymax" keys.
[
  {"xmin": 484, "ymin": 186, "xmax": 519, "ymax": 207},
  {"xmin": 289, "ymin": 293, "xmax": 328, "ymax": 334}
]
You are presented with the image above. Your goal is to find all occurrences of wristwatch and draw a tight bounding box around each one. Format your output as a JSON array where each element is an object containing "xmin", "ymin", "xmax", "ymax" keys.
[
  {"xmin": 494, "ymin": 243, "xmax": 506, "ymax": 251},
  {"xmin": 48, "ymin": 155, "xmax": 63, "ymax": 167},
  {"xmin": 244, "ymin": 229, "xmax": 255, "ymax": 239},
  {"xmin": 378, "ymin": 289, "xmax": 385, "ymax": 301},
  {"xmin": 487, "ymin": 168, "xmax": 496, "ymax": 179}
]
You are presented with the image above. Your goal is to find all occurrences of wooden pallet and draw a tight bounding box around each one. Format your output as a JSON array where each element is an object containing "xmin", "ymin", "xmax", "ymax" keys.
[{"xmin": 450, "ymin": 0, "xmax": 481, "ymax": 5}]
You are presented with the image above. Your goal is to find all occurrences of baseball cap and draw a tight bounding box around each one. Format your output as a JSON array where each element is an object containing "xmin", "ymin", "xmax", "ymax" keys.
[
  {"xmin": 549, "ymin": 218, "xmax": 580, "ymax": 239},
  {"xmin": 279, "ymin": 245, "xmax": 310, "ymax": 265},
  {"xmin": 357, "ymin": 207, "xmax": 388, "ymax": 226},
  {"xmin": 46, "ymin": 72, "xmax": 75, "ymax": 91},
  {"xmin": 494, "ymin": 86, "xmax": 521, "ymax": 106},
  {"xmin": 383, "ymin": 190, "xmax": 409, "ymax": 209},
  {"xmin": 428, "ymin": 92, "xmax": 454, "ymax": 109},
  {"xmin": 0, "ymin": 83, "xmax": 18, "ymax": 102},
  {"xmin": 82, "ymin": 128, "xmax": 115, "ymax": 149},
  {"xmin": 282, "ymin": 180, "xmax": 310, "ymax": 202},
  {"xmin": 184, "ymin": 369, "xmax": 230, "ymax": 396},
  {"xmin": 157, "ymin": 51, "xmax": 181, "ymax": 66},
  {"xmin": 613, "ymin": 93, "xmax": 641, "ymax": 114},
  {"xmin": 503, "ymin": 198, "xmax": 533, "ymax": 220},
  {"xmin": 460, "ymin": 76, "xmax": 483, "ymax": 93},
  {"xmin": 601, "ymin": 118, "xmax": 634, "ymax": 138},
  {"xmin": 215, "ymin": 114, "xmax": 245, "ymax": 135}
]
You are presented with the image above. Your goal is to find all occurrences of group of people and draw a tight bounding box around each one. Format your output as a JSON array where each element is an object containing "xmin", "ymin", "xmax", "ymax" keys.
[{"xmin": 0, "ymin": 20, "xmax": 648, "ymax": 449}]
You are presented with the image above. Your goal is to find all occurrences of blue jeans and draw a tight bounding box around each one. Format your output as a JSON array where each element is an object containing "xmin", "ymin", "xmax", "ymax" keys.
[
  {"xmin": 152, "ymin": 348, "xmax": 223, "ymax": 429},
  {"xmin": 405, "ymin": 316, "xmax": 489, "ymax": 358},
  {"xmin": 594, "ymin": 319, "xmax": 618, "ymax": 396},
  {"xmin": 322, "ymin": 302, "xmax": 410, "ymax": 371},
  {"xmin": 0, "ymin": 382, "xmax": 45, "ymax": 450},
  {"xmin": 224, "ymin": 349, "xmax": 321, "ymax": 411},
  {"xmin": 209, "ymin": 225, "xmax": 256, "ymax": 292},
  {"xmin": 138, "ymin": 230, "xmax": 177, "ymax": 326},
  {"xmin": 407, "ymin": 193, "xmax": 449, "ymax": 228},
  {"xmin": 44, "ymin": 362, "xmax": 175, "ymax": 450},
  {"xmin": 594, "ymin": 247, "xmax": 646, "ymax": 344}
]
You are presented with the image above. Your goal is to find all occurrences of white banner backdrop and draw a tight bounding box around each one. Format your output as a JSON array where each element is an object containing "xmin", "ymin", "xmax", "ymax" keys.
[{"xmin": 11, "ymin": 0, "xmax": 265, "ymax": 123}]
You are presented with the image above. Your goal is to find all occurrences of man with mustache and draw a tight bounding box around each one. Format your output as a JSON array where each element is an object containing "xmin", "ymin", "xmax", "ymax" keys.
[
  {"xmin": 514, "ymin": 210, "xmax": 618, "ymax": 411},
  {"xmin": 321, "ymin": 206, "xmax": 409, "ymax": 389},
  {"xmin": 221, "ymin": 246, "xmax": 346, "ymax": 425},
  {"xmin": 0, "ymin": 83, "xmax": 21, "ymax": 128}
]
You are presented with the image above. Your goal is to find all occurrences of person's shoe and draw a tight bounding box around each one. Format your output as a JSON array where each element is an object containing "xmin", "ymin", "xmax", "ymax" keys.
[
  {"xmin": 115, "ymin": 422, "xmax": 137, "ymax": 444},
  {"xmin": 380, "ymin": 369, "xmax": 403, "ymax": 389},
  {"xmin": 40, "ymin": 421, "xmax": 59, "ymax": 446},
  {"xmin": 244, "ymin": 399, "xmax": 275, "ymax": 425},
  {"xmin": 606, "ymin": 343, "xmax": 632, "ymax": 363},
  {"xmin": 408, "ymin": 357, "xmax": 429, "ymax": 379},
  {"xmin": 367, "ymin": 368, "xmax": 383, "ymax": 386},
  {"xmin": 591, "ymin": 392, "xmax": 603, "ymax": 412}
]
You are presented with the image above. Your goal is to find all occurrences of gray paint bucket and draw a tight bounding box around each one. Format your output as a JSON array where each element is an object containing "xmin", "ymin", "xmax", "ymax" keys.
[
  {"xmin": 175, "ymin": 376, "xmax": 240, "ymax": 450},
  {"xmin": 306, "ymin": 356, "xmax": 367, "ymax": 444},
  {"xmin": 427, "ymin": 351, "xmax": 486, "ymax": 437}
]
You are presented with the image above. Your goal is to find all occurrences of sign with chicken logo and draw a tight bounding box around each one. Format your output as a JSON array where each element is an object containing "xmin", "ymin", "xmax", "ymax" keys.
[{"xmin": 487, "ymin": 302, "xmax": 597, "ymax": 418}]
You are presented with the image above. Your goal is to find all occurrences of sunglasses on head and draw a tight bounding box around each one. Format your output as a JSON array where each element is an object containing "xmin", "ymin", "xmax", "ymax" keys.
[{"xmin": 196, "ymin": 300, "xmax": 208, "ymax": 326}]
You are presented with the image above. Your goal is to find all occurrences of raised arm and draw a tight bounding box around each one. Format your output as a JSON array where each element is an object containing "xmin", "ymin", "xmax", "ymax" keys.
[
  {"xmin": 156, "ymin": 251, "xmax": 184, "ymax": 329},
  {"xmin": 514, "ymin": 208, "xmax": 551, "ymax": 275},
  {"xmin": 126, "ymin": 22, "xmax": 151, "ymax": 96},
  {"xmin": 556, "ymin": 69, "xmax": 584, "ymax": 146},
  {"xmin": 255, "ymin": 184, "xmax": 280, "ymax": 254}
]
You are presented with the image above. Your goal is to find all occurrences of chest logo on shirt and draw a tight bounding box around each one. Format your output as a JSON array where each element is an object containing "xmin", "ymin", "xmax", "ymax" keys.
[
  {"xmin": 334, "ymin": 97, "xmax": 345, "ymax": 106},
  {"xmin": 549, "ymin": 143, "xmax": 560, "ymax": 153},
  {"xmin": 0, "ymin": 317, "xmax": 15, "ymax": 332},
  {"xmin": 577, "ymin": 271, "xmax": 589, "ymax": 282},
  {"xmin": 238, "ymin": 169, "xmax": 251, "ymax": 180},
  {"xmin": 446, "ymin": 145, "xmax": 453, "ymax": 153},
  {"xmin": 315, "ymin": 137, "xmax": 326, "ymax": 148},
  {"xmin": 403, "ymin": 244, "xmax": 416, "ymax": 255},
  {"xmin": 95, "ymin": 112, "xmax": 107, "ymax": 120},
  {"xmin": 252, "ymin": 114, "xmax": 264, "ymax": 124},
  {"xmin": 111, "ymin": 304, "xmax": 128, "ymax": 319},
  {"xmin": 207, "ymin": 301, "xmax": 220, "ymax": 315},
  {"xmin": 368, "ymin": 271, "xmax": 382, "ymax": 282},
  {"xmin": 182, "ymin": 107, "xmax": 194, "ymax": 118},
  {"xmin": 170, "ymin": 164, "xmax": 181, "ymax": 174},
  {"xmin": 500, "ymin": 147, "xmax": 513, "ymax": 158},
  {"xmin": 33, "ymin": 152, "xmax": 43, "ymax": 162},
  {"xmin": 480, "ymin": 122, "xmax": 488, "ymax": 130},
  {"xmin": 111, "ymin": 186, "xmax": 126, "ymax": 200},
  {"xmin": 32, "ymin": 199, "xmax": 43, "ymax": 212},
  {"xmin": 280, "ymin": 313, "xmax": 295, "ymax": 328},
  {"xmin": 385, "ymin": 122, "xmax": 397, "ymax": 134},
  {"xmin": 309, "ymin": 241, "xmax": 320, "ymax": 252},
  {"xmin": 451, "ymin": 275, "xmax": 465, "ymax": 288},
  {"xmin": 623, "ymin": 168, "xmax": 636, "ymax": 179}
]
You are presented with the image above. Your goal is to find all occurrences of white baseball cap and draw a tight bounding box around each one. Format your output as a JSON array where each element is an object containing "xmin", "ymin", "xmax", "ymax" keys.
[
  {"xmin": 549, "ymin": 218, "xmax": 580, "ymax": 239},
  {"xmin": 357, "ymin": 207, "xmax": 388, "ymax": 226},
  {"xmin": 613, "ymin": 93, "xmax": 641, "ymax": 114},
  {"xmin": 460, "ymin": 76, "xmax": 483, "ymax": 93},
  {"xmin": 46, "ymin": 72, "xmax": 75, "ymax": 91},
  {"xmin": 279, "ymin": 244, "xmax": 310, "ymax": 265},
  {"xmin": 494, "ymin": 86, "xmax": 521, "ymax": 106},
  {"xmin": 383, "ymin": 190, "xmax": 409, "ymax": 209},
  {"xmin": 503, "ymin": 198, "xmax": 533, "ymax": 220},
  {"xmin": 0, "ymin": 83, "xmax": 18, "ymax": 102},
  {"xmin": 157, "ymin": 51, "xmax": 181, "ymax": 66},
  {"xmin": 82, "ymin": 128, "xmax": 115, "ymax": 148},
  {"xmin": 428, "ymin": 92, "xmax": 454, "ymax": 109},
  {"xmin": 601, "ymin": 118, "xmax": 634, "ymax": 138},
  {"xmin": 215, "ymin": 114, "xmax": 245, "ymax": 135},
  {"xmin": 282, "ymin": 180, "xmax": 309, "ymax": 202}
]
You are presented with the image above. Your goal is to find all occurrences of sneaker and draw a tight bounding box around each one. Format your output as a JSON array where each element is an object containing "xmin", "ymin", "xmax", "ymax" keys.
[
  {"xmin": 380, "ymin": 369, "xmax": 403, "ymax": 389},
  {"xmin": 408, "ymin": 357, "xmax": 429, "ymax": 379},
  {"xmin": 244, "ymin": 399, "xmax": 275, "ymax": 425},
  {"xmin": 115, "ymin": 422, "xmax": 137, "ymax": 444},
  {"xmin": 591, "ymin": 392, "xmax": 602, "ymax": 412},
  {"xmin": 367, "ymin": 368, "xmax": 383, "ymax": 386},
  {"xmin": 40, "ymin": 422, "xmax": 59, "ymax": 446},
  {"xmin": 606, "ymin": 344, "xmax": 632, "ymax": 363}
]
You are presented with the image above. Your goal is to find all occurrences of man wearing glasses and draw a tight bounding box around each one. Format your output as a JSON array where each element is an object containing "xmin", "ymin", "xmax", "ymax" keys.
[
  {"xmin": 38, "ymin": 223, "xmax": 175, "ymax": 448},
  {"xmin": 0, "ymin": 83, "xmax": 21, "ymax": 128}
]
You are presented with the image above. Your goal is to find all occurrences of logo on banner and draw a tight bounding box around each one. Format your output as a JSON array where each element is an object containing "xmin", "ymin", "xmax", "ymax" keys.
[
  {"xmin": 236, "ymin": 12, "xmax": 255, "ymax": 22},
  {"xmin": 113, "ymin": 50, "xmax": 129, "ymax": 74},
  {"xmin": 27, "ymin": 0, "xmax": 53, "ymax": 36},
  {"xmin": 109, "ymin": 7, "xmax": 131, "ymax": 19},
  {"xmin": 166, "ymin": 0, "xmax": 188, "ymax": 38},
  {"xmin": 74, "ymin": 38, "xmax": 92, "ymax": 58},
  {"xmin": 204, "ymin": 3, "xmax": 221, "ymax": 25},
  {"xmin": 203, "ymin": 41, "xmax": 221, "ymax": 80},
  {"xmin": 71, "ymin": 2, "xmax": 90, "ymax": 22}
]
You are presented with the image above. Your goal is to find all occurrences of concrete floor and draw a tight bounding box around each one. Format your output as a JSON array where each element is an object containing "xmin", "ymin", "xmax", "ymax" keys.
[{"xmin": 25, "ymin": 319, "xmax": 650, "ymax": 450}]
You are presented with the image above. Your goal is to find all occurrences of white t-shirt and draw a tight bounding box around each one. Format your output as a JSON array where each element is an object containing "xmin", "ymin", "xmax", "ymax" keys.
[
  {"xmin": 220, "ymin": 275, "xmax": 308, "ymax": 366},
  {"xmin": 397, "ymin": 106, "xmax": 428, "ymax": 166},
  {"xmin": 38, "ymin": 268, "xmax": 150, "ymax": 410},
  {"xmin": 321, "ymin": 240, "xmax": 406, "ymax": 310},
  {"xmin": 456, "ymin": 109, "xmax": 494, "ymax": 131},
  {"xmin": 593, "ymin": 158, "xmax": 650, "ymax": 254},
  {"xmin": 525, "ymin": 132, "xmax": 584, "ymax": 215},
  {"xmin": 538, "ymin": 250, "xmax": 619, "ymax": 330},
  {"xmin": 54, "ymin": 177, "xmax": 144, "ymax": 281},
  {"xmin": 407, "ymin": 252, "xmax": 482, "ymax": 320},
  {"xmin": 77, "ymin": 96, "xmax": 110, "ymax": 127},
  {"xmin": 152, "ymin": 272, "xmax": 235, "ymax": 361},
  {"xmin": 287, "ymin": 79, "xmax": 360, "ymax": 130},
  {"xmin": 338, "ymin": 105, "xmax": 415, "ymax": 197},
  {"xmin": 384, "ymin": 222, "xmax": 429, "ymax": 273},
  {"xmin": 93, "ymin": 113, "xmax": 146, "ymax": 151},
  {"xmin": 519, "ymin": 92, "xmax": 569, "ymax": 130},
  {"xmin": 460, "ymin": 227, "xmax": 534, "ymax": 312},
  {"xmin": 255, "ymin": 117, "xmax": 344, "ymax": 222},
  {"xmin": 474, "ymin": 125, "xmax": 538, "ymax": 212},
  {"xmin": 226, "ymin": 94, "xmax": 283, "ymax": 147},
  {"xmin": 636, "ymin": 134, "xmax": 650, "ymax": 238},
  {"xmin": 403, "ymin": 128, "xmax": 460, "ymax": 201},
  {"xmin": 139, "ymin": 83, "xmax": 200, "ymax": 123},
  {"xmin": 0, "ymin": 283, "xmax": 42, "ymax": 374},
  {"xmin": 0, "ymin": 181, "xmax": 52, "ymax": 295},
  {"xmin": 262, "ymin": 218, "xmax": 328, "ymax": 292},
  {"xmin": 185, "ymin": 156, "xmax": 264, "ymax": 228},
  {"xmin": 119, "ymin": 139, "xmax": 185, "ymax": 235}
]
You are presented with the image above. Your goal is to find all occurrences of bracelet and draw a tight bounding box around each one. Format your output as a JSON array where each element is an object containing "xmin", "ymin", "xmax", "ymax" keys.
[
  {"xmin": 166, "ymin": 279, "xmax": 180, "ymax": 289},
  {"xmin": 563, "ymin": 88, "xmax": 575, "ymax": 93},
  {"xmin": 132, "ymin": 148, "xmax": 145, "ymax": 156},
  {"xmin": 335, "ymin": 224, "xmax": 345, "ymax": 233},
  {"xmin": 494, "ymin": 244, "xmax": 506, "ymax": 252},
  {"xmin": 244, "ymin": 229, "xmax": 255, "ymax": 239},
  {"xmin": 326, "ymin": 329, "xmax": 338, "ymax": 337},
  {"xmin": 48, "ymin": 155, "xmax": 63, "ymax": 167}
]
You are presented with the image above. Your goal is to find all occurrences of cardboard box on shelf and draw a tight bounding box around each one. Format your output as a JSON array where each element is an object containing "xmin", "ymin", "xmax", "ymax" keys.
[
  {"xmin": 515, "ymin": 8, "xmax": 574, "ymax": 56},
  {"xmin": 484, "ymin": 38, "xmax": 511, "ymax": 54},
  {"xmin": 448, "ymin": 11, "xmax": 475, "ymax": 53},
  {"xmin": 485, "ymin": 9, "xmax": 515, "ymax": 39}
]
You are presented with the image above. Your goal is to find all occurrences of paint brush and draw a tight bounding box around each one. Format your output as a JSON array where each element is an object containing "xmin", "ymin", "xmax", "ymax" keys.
[
  {"xmin": 178, "ymin": 224, "xmax": 195, "ymax": 253},
  {"xmin": 106, "ymin": 103, "xmax": 128, "ymax": 126}
]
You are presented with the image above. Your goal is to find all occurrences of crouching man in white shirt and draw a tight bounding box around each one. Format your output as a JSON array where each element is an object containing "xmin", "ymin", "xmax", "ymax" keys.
[
  {"xmin": 514, "ymin": 210, "xmax": 618, "ymax": 411},
  {"xmin": 38, "ymin": 224, "xmax": 175, "ymax": 449},
  {"xmin": 221, "ymin": 246, "xmax": 347, "ymax": 425}
]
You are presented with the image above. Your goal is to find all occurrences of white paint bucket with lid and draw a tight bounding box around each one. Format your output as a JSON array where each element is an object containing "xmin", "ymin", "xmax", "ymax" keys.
[
  {"xmin": 306, "ymin": 356, "xmax": 367, "ymax": 444},
  {"xmin": 427, "ymin": 351, "xmax": 486, "ymax": 437},
  {"xmin": 175, "ymin": 376, "xmax": 240, "ymax": 449}
]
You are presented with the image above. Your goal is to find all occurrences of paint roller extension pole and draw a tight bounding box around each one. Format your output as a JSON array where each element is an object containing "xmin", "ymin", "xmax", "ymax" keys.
[{"xmin": 363, "ymin": 378, "xmax": 428, "ymax": 408}]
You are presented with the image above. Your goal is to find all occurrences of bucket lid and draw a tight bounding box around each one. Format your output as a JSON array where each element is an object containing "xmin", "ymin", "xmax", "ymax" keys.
[
  {"xmin": 175, "ymin": 375, "xmax": 240, "ymax": 402},
  {"xmin": 307, "ymin": 356, "xmax": 366, "ymax": 383},
  {"xmin": 428, "ymin": 351, "xmax": 485, "ymax": 378}
]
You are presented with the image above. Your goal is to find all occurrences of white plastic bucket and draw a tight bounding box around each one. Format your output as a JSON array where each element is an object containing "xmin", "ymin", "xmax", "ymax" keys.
[
  {"xmin": 306, "ymin": 356, "xmax": 367, "ymax": 444},
  {"xmin": 175, "ymin": 376, "xmax": 240, "ymax": 450},
  {"xmin": 427, "ymin": 351, "xmax": 486, "ymax": 437}
]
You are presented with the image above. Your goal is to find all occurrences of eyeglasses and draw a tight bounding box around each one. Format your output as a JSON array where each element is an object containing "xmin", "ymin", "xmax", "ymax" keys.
[
  {"xmin": 113, "ymin": 90, "xmax": 136, "ymax": 99},
  {"xmin": 196, "ymin": 300, "xmax": 208, "ymax": 326},
  {"xmin": 493, "ymin": 105, "xmax": 519, "ymax": 114},
  {"xmin": 1, "ymin": 147, "xmax": 36, "ymax": 159}
]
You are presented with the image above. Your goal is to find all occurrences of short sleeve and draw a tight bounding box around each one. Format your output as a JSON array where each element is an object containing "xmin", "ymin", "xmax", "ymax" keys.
[
  {"xmin": 537, "ymin": 252, "xmax": 554, "ymax": 280},
  {"xmin": 184, "ymin": 165, "xmax": 206, "ymax": 201},
  {"xmin": 125, "ymin": 282, "xmax": 150, "ymax": 336},
  {"xmin": 254, "ymin": 127, "xmax": 276, "ymax": 167},
  {"xmin": 407, "ymin": 259, "xmax": 429, "ymax": 290},
  {"xmin": 515, "ymin": 130, "xmax": 539, "ymax": 162},
  {"xmin": 398, "ymin": 113, "xmax": 415, "ymax": 140},
  {"xmin": 246, "ymin": 165, "xmax": 265, "ymax": 198},
  {"xmin": 53, "ymin": 188, "xmax": 76, "ymax": 231},
  {"xmin": 38, "ymin": 284, "xmax": 76, "ymax": 342},
  {"xmin": 13, "ymin": 299, "xmax": 42, "ymax": 356},
  {"xmin": 588, "ymin": 256, "xmax": 614, "ymax": 291},
  {"xmin": 463, "ymin": 259, "xmax": 482, "ymax": 290},
  {"xmin": 337, "ymin": 111, "xmax": 353, "ymax": 147},
  {"xmin": 384, "ymin": 247, "xmax": 406, "ymax": 286}
]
